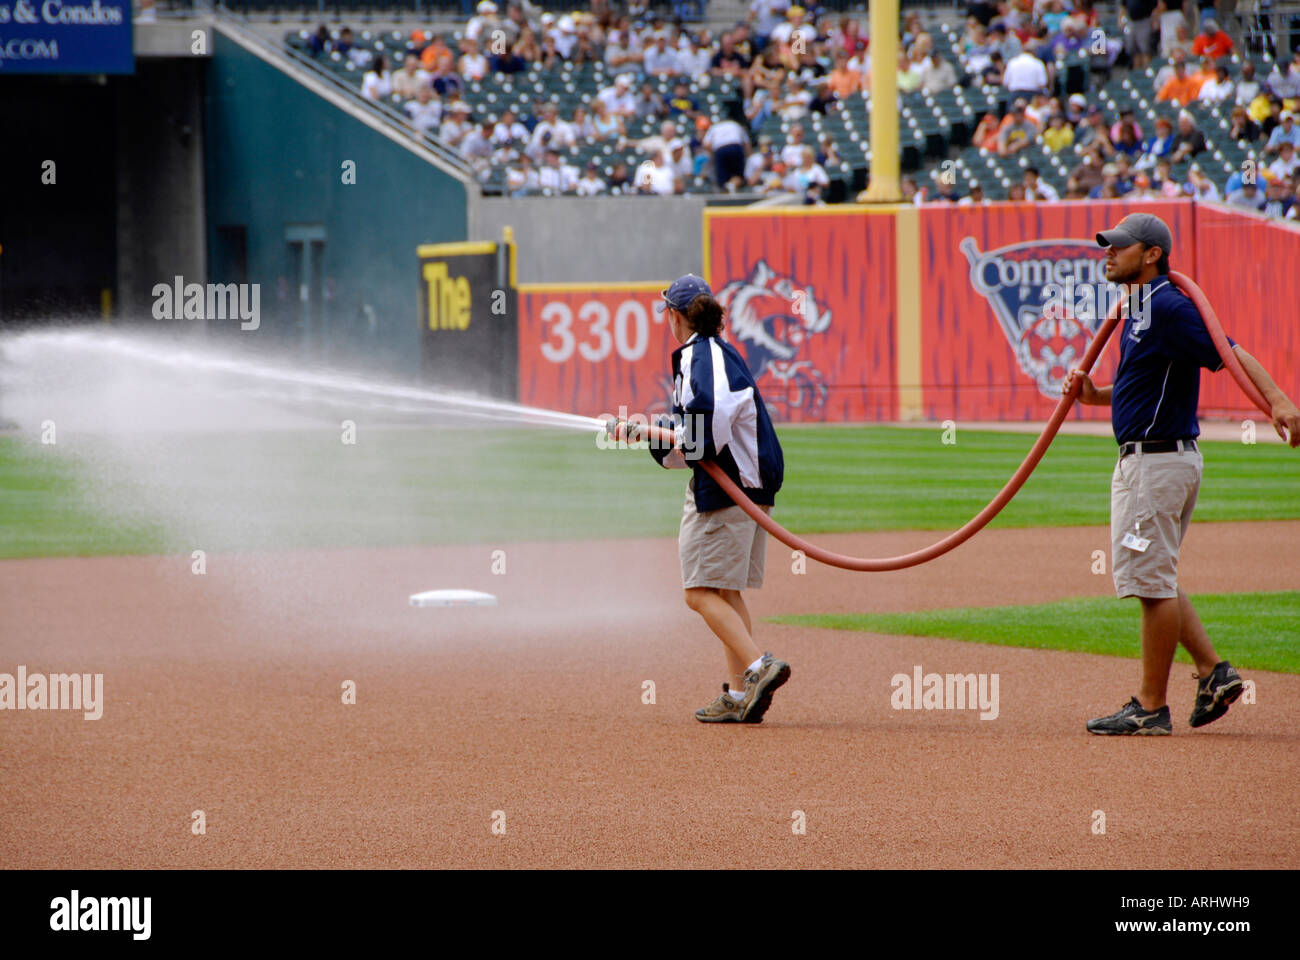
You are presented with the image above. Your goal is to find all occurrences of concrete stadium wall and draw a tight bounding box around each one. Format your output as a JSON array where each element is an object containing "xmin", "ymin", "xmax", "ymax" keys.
[
  {"xmin": 468, "ymin": 196, "xmax": 705, "ymax": 284},
  {"xmin": 0, "ymin": 65, "xmax": 208, "ymax": 323},
  {"xmin": 115, "ymin": 58, "xmax": 209, "ymax": 322},
  {"xmin": 204, "ymin": 32, "xmax": 469, "ymax": 375}
]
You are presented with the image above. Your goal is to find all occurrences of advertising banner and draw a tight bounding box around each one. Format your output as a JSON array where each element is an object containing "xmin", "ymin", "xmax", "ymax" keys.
[
  {"xmin": 516, "ymin": 284, "xmax": 674, "ymax": 420},
  {"xmin": 0, "ymin": 0, "xmax": 133, "ymax": 74},
  {"xmin": 918, "ymin": 199, "xmax": 1196, "ymax": 422},
  {"xmin": 521, "ymin": 199, "xmax": 1296, "ymax": 429},
  {"xmin": 418, "ymin": 241, "xmax": 517, "ymax": 401}
]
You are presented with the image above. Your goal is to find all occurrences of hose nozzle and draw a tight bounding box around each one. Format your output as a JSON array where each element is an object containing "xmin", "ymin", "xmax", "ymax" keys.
[{"xmin": 605, "ymin": 417, "xmax": 644, "ymax": 443}]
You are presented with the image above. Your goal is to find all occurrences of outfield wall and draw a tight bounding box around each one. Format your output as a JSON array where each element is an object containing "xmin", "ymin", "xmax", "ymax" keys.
[
  {"xmin": 518, "ymin": 284, "xmax": 672, "ymax": 418},
  {"xmin": 914, "ymin": 199, "xmax": 1196, "ymax": 423},
  {"xmin": 1192, "ymin": 203, "xmax": 1300, "ymax": 419},
  {"xmin": 514, "ymin": 199, "xmax": 1299, "ymax": 425},
  {"xmin": 704, "ymin": 207, "xmax": 899, "ymax": 422}
]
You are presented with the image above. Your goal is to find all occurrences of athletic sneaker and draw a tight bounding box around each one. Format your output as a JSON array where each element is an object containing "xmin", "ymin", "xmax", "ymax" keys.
[
  {"xmin": 1085, "ymin": 696, "xmax": 1172, "ymax": 736},
  {"xmin": 741, "ymin": 652, "xmax": 791, "ymax": 724},
  {"xmin": 695, "ymin": 684, "xmax": 746, "ymax": 723},
  {"xmin": 1189, "ymin": 661, "xmax": 1244, "ymax": 728}
]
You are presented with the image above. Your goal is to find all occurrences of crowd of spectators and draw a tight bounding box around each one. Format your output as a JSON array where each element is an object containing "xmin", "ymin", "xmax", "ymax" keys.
[
  {"xmin": 302, "ymin": 2, "xmax": 1300, "ymax": 218},
  {"xmin": 928, "ymin": 12, "xmax": 1300, "ymax": 219},
  {"xmin": 306, "ymin": 0, "xmax": 958, "ymax": 199}
]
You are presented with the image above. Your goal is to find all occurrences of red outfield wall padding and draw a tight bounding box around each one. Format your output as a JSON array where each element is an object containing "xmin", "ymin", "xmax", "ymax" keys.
[
  {"xmin": 918, "ymin": 199, "xmax": 1196, "ymax": 422},
  {"xmin": 1192, "ymin": 203, "xmax": 1300, "ymax": 417},
  {"xmin": 517, "ymin": 200, "xmax": 1296, "ymax": 426},
  {"xmin": 516, "ymin": 286, "xmax": 677, "ymax": 419},
  {"xmin": 703, "ymin": 211, "xmax": 898, "ymax": 422}
]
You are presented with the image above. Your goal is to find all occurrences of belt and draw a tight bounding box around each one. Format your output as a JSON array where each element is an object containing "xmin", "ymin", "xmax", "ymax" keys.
[{"xmin": 1118, "ymin": 438, "xmax": 1197, "ymax": 459}]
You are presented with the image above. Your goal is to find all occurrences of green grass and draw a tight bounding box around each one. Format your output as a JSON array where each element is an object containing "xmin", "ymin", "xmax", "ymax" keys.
[
  {"xmin": 0, "ymin": 437, "xmax": 168, "ymax": 558},
  {"xmin": 2, "ymin": 425, "xmax": 1297, "ymax": 558},
  {"xmin": 771, "ymin": 591, "xmax": 1300, "ymax": 674}
]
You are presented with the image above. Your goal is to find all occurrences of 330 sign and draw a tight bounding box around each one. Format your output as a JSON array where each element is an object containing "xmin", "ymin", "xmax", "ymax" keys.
[
  {"xmin": 538, "ymin": 298, "xmax": 659, "ymax": 363},
  {"xmin": 517, "ymin": 285, "xmax": 675, "ymax": 415}
]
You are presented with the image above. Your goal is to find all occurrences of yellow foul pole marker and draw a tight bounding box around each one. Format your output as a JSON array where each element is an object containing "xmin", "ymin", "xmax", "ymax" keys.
[{"xmin": 862, "ymin": 0, "xmax": 901, "ymax": 202}]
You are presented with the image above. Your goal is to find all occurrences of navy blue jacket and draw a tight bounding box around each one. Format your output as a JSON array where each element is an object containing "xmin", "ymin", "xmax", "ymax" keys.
[{"xmin": 653, "ymin": 333, "xmax": 784, "ymax": 512}]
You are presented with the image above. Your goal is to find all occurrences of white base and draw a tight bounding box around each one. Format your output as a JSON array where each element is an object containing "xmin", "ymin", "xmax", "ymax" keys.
[{"xmin": 409, "ymin": 589, "xmax": 498, "ymax": 608}]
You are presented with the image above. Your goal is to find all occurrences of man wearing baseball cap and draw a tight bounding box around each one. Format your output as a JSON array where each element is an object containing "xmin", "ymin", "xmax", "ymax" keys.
[
  {"xmin": 1064, "ymin": 213, "xmax": 1300, "ymax": 735},
  {"xmin": 1264, "ymin": 110, "xmax": 1299, "ymax": 158},
  {"xmin": 996, "ymin": 99, "xmax": 1037, "ymax": 157}
]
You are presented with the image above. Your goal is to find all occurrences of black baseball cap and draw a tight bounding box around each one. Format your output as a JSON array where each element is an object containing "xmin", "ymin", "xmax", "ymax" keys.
[
  {"xmin": 658, "ymin": 273, "xmax": 712, "ymax": 312},
  {"xmin": 1097, "ymin": 213, "xmax": 1173, "ymax": 255}
]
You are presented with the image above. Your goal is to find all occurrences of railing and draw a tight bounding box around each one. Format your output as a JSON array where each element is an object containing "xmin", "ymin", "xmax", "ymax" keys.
[
  {"xmin": 1234, "ymin": 2, "xmax": 1300, "ymax": 57},
  {"xmin": 214, "ymin": 1, "xmax": 464, "ymax": 18},
  {"xmin": 288, "ymin": 48, "xmax": 476, "ymax": 175},
  {"xmin": 218, "ymin": 15, "xmax": 476, "ymax": 177},
  {"xmin": 164, "ymin": 0, "xmax": 967, "ymax": 26},
  {"xmin": 209, "ymin": 0, "xmax": 708, "ymax": 20},
  {"xmin": 813, "ymin": 0, "xmax": 971, "ymax": 11}
]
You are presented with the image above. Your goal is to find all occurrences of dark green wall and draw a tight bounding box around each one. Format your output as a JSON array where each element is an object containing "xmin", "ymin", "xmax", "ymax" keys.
[{"xmin": 205, "ymin": 34, "xmax": 468, "ymax": 374}]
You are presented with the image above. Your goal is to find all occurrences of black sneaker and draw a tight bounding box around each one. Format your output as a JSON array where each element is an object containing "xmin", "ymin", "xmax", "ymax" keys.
[
  {"xmin": 1085, "ymin": 697, "xmax": 1172, "ymax": 736},
  {"xmin": 1190, "ymin": 661, "xmax": 1244, "ymax": 728}
]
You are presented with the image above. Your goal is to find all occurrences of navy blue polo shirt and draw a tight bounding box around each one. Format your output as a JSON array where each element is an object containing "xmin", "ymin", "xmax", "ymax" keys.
[{"xmin": 1111, "ymin": 277, "xmax": 1235, "ymax": 444}]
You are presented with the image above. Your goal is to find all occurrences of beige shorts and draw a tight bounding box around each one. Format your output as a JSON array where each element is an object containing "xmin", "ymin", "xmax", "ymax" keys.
[
  {"xmin": 679, "ymin": 481, "xmax": 770, "ymax": 591},
  {"xmin": 1111, "ymin": 447, "xmax": 1203, "ymax": 599}
]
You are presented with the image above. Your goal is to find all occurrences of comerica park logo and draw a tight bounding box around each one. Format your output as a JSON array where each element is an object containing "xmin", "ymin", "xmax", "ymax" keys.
[{"xmin": 962, "ymin": 237, "xmax": 1148, "ymax": 398}]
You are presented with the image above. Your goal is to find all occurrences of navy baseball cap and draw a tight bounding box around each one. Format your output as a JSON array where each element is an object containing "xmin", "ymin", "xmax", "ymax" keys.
[
  {"xmin": 658, "ymin": 273, "xmax": 712, "ymax": 312},
  {"xmin": 1097, "ymin": 212, "xmax": 1173, "ymax": 254}
]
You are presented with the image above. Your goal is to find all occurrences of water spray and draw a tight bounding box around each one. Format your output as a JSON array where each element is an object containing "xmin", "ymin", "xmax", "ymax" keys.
[{"xmin": 3, "ymin": 330, "xmax": 607, "ymax": 434}]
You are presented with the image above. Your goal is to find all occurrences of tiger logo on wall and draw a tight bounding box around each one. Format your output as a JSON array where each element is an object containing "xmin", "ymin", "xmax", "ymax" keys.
[{"xmin": 716, "ymin": 260, "xmax": 833, "ymax": 422}]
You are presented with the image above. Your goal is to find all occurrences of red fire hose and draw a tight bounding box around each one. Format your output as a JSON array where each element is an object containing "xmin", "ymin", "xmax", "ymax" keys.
[{"xmin": 632, "ymin": 271, "xmax": 1271, "ymax": 572}]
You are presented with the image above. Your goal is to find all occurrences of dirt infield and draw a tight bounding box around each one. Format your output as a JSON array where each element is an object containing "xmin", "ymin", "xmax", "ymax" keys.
[{"xmin": 2, "ymin": 521, "xmax": 1297, "ymax": 869}]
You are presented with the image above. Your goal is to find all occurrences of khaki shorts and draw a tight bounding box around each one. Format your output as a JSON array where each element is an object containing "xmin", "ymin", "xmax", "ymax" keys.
[
  {"xmin": 1111, "ymin": 447, "xmax": 1203, "ymax": 599},
  {"xmin": 679, "ymin": 481, "xmax": 770, "ymax": 591}
]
